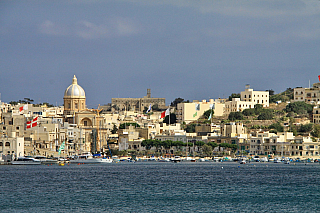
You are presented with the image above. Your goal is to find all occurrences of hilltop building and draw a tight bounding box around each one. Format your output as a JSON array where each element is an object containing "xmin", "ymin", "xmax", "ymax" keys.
[
  {"xmin": 224, "ymin": 85, "xmax": 269, "ymax": 114},
  {"xmin": 111, "ymin": 89, "xmax": 166, "ymax": 112},
  {"xmin": 294, "ymin": 82, "xmax": 320, "ymax": 103}
]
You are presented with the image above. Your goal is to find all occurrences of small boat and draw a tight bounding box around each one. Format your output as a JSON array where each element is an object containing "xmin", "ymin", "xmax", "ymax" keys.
[
  {"xmin": 100, "ymin": 158, "xmax": 113, "ymax": 163},
  {"xmin": 11, "ymin": 157, "xmax": 41, "ymax": 165},
  {"xmin": 240, "ymin": 159, "xmax": 246, "ymax": 164},
  {"xmin": 260, "ymin": 157, "xmax": 268, "ymax": 162},
  {"xmin": 274, "ymin": 158, "xmax": 281, "ymax": 163},
  {"xmin": 171, "ymin": 156, "xmax": 182, "ymax": 163}
]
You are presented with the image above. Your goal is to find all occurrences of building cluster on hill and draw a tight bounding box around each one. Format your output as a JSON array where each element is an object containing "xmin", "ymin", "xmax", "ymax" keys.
[{"xmin": 1, "ymin": 76, "xmax": 320, "ymax": 161}]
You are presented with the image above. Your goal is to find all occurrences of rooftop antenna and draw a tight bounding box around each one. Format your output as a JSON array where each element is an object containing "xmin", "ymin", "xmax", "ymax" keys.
[{"xmin": 309, "ymin": 80, "xmax": 310, "ymax": 88}]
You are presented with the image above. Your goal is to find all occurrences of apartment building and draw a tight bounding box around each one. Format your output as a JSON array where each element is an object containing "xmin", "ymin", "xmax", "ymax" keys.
[
  {"xmin": 313, "ymin": 105, "xmax": 320, "ymax": 124},
  {"xmin": 250, "ymin": 131, "xmax": 319, "ymax": 157},
  {"xmin": 294, "ymin": 82, "xmax": 320, "ymax": 103}
]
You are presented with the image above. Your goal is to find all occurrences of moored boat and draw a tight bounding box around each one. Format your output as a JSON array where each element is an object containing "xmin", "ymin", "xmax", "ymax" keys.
[
  {"xmin": 11, "ymin": 157, "xmax": 41, "ymax": 165},
  {"xmin": 171, "ymin": 156, "xmax": 182, "ymax": 163},
  {"xmin": 70, "ymin": 153, "xmax": 102, "ymax": 164}
]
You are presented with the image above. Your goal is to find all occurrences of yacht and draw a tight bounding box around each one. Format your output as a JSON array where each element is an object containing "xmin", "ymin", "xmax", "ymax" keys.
[
  {"xmin": 70, "ymin": 153, "xmax": 102, "ymax": 164},
  {"xmin": 11, "ymin": 157, "xmax": 41, "ymax": 165},
  {"xmin": 34, "ymin": 156, "xmax": 58, "ymax": 164}
]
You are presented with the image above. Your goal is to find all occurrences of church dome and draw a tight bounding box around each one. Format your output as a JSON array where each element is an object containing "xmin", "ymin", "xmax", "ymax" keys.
[{"xmin": 64, "ymin": 75, "xmax": 86, "ymax": 98}]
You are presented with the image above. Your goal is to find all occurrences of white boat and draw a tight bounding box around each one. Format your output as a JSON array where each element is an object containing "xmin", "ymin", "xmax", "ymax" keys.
[
  {"xmin": 240, "ymin": 159, "xmax": 246, "ymax": 164},
  {"xmin": 171, "ymin": 156, "xmax": 182, "ymax": 163},
  {"xmin": 184, "ymin": 157, "xmax": 196, "ymax": 162},
  {"xmin": 34, "ymin": 156, "xmax": 58, "ymax": 164},
  {"xmin": 11, "ymin": 157, "xmax": 41, "ymax": 165},
  {"xmin": 260, "ymin": 157, "xmax": 268, "ymax": 162},
  {"xmin": 70, "ymin": 154, "xmax": 102, "ymax": 164},
  {"xmin": 100, "ymin": 158, "xmax": 113, "ymax": 163},
  {"xmin": 274, "ymin": 158, "xmax": 281, "ymax": 163}
]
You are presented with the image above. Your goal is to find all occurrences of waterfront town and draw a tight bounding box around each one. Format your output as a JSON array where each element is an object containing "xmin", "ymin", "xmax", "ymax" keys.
[{"xmin": 1, "ymin": 75, "xmax": 320, "ymax": 163}]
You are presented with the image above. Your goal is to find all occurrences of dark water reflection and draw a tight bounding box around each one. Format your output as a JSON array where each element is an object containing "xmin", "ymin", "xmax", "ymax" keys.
[{"xmin": 1, "ymin": 162, "xmax": 319, "ymax": 212}]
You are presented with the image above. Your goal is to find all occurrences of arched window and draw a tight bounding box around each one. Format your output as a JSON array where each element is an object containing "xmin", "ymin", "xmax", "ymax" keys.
[{"xmin": 5, "ymin": 142, "xmax": 10, "ymax": 147}]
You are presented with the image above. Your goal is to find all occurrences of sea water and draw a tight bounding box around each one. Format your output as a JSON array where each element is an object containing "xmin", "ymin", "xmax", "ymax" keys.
[{"xmin": 1, "ymin": 162, "xmax": 319, "ymax": 213}]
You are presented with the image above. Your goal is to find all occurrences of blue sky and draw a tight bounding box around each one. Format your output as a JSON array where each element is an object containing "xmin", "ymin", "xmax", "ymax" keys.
[{"xmin": 1, "ymin": 0, "xmax": 320, "ymax": 108}]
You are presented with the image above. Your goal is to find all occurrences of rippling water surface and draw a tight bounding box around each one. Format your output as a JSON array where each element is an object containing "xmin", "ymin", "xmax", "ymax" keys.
[{"xmin": 1, "ymin": 162, "xmax": 320, "ymax": 212}]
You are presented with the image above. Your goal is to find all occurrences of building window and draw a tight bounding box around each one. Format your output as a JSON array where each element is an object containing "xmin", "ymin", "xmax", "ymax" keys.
[
  {"xmin": 0, "ymin": 142, "xmax": 2, "ymax": 146},
  {"xmin": 5, "ymin": 142, "xmax": 10, "ymax": 147},
  {"xmin": 84, "ymin": 121, "xmax": 88, "ymax": 126}
]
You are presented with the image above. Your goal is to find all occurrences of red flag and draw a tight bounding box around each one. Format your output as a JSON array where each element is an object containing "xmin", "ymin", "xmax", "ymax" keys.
[
  {"xmin": 161, "ymin": 111, "xmax": 166, "ymax": 119},
  {"xmin": 32, "ymin": 117, "xmax": 38, "ymax": 127},
  {"xmin": 318, "ymin": 75, "xmax": 320, "ymax": 81},
  {"xmin": 26, "ymin": 117, "xmax": 38, "ymax": 129},
  {"xmin": 160, "ymin": 108, "xmax": 170, "ymax": 119},
  {"xmin": 19, "ymin": 105, "xmax": 28, "ymax": 112}
]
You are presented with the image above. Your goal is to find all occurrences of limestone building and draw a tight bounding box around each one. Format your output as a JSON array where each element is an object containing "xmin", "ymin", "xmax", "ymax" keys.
[
  {"xmin": 224, "ymin": 85, "xmax": 269, "ymax": 114},
  {"xmin": 64, "ymin": 75, "xmax": 86, "ymax": 119},
  {"xmin": 294, "ymin": 82, "xmax": 320, "ymax": 103},
  {"xmin": 111, "ymin": 89, "xmax": 166, "ymax": 112},
  {"xmin": 176, "ymin": 99, "xmax": 225, "ymax": 124}
]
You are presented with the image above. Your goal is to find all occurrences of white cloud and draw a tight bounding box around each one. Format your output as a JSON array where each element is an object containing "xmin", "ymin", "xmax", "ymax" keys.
[
  {"xmin": 38, "ymin": 17, "xmax": 141, "ymax": 39},
  {"xmin": 39, "ymin": 20, "xmax": 69, "ymax": 36},
  {"xmin": 124, "ymin": 0, "xmax": 320, "ymax": 18}
]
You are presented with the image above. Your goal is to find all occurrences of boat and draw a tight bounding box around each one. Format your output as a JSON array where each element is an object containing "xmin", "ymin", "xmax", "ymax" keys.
[
  {"xmin": 240, "ymin": 159, "xmax": 246, "ymax": 164},
  {"xmin": 260, "ymin": 157, "xmax": 268, "ymax": 162},
  {"xmin": 274, "ymin": 158, "xmax": 281, "ymax": 163},
  {"xmin": 100, "ymin": 157, "xmax": 113, "ymax": 163},
  {"xmin": 171, "ymin": 156, "xmax": 182, "ymax": 163},
  {"xmin": 34, "ymin": 156, "xmax": 58, "ymax": 164},
  {"xmin": 70, "ymin": 153, "xmax": 102, "ymax": 164},
  {"xmin": 11, "ymin": 157, "xmax": 41, "ymax": 165},
  {"xmin": 184, "ymin": 157, "xmax": 196, "ymax": 162}
]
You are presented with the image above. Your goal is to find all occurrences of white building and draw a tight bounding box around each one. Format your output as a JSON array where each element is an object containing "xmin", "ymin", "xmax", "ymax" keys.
[{"xmin": 225, "ymin": 85, "xmax": 269, "ymax": 114}]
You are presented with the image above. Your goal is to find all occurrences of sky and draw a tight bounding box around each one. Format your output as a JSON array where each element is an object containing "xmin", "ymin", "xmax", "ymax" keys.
[{"xmin": 1, "ymin": 0, "xmax": 320, "ymax": 108}]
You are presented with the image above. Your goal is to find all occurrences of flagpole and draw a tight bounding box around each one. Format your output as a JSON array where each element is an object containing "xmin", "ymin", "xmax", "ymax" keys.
[{"xmin": 169, "ymin": 107, "xmax": 170, "ymax": 135}]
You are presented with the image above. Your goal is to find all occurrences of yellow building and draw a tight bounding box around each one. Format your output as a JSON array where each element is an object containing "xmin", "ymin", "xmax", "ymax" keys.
[{"xmin": 176, "ymin": 99, "xmax": 225, "ymax": 124}]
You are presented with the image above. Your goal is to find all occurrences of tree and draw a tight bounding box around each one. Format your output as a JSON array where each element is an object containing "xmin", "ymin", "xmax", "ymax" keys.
[
  {"xmin": 202, "ymin": 144, "xmax": 213, "ymax": 157},
  {"xmin": 242, "ymin": 108, "xmax": 255, "ymax": 116},
  {"xmin": 151, "ymin": 104, "xmax": 160, "ymax": 111},
  {"xmin": 298, "ymin": 124, "xmax": 313, "ymax": 133},
  {"xmin": 119, "ymin": 123, "xmax": 140, "ymax": 129},
  {"xmin": 254, "ymin": 104, "xmax": 264, "ymax": 114},
  {"xmin": 163, "ymin": 113, "xmax": 177, "ymax": 124},
  {"xmin": 285, "ymin": 102, "xmax": 313, "ymax": 115},
  {"xmin": 203, "ymin": 109, "xmax": 214, "ymax": 119},
  {"xmin": 111, "ymin": 124, "xmax": 118, "ymax": 134},
  {"xmin": 185, "ymin": 123, "xmax": 196, "ymax": 133},
  {"xmin": 268, "ymin": 122, "xmax": 283, "ymax": 132},
  {"xmin": 311, "ymin": 124, "xmax": 320, "ymax": 138},
  {"xmin": 228, "ymin": 93, "xmax": 240, "ymax": 101},
  {"xmin": 207, "ymin": 142, "xmax": 218, "ymax": 148},
  {"xmin": 266, "ymin": 89, "xmax": 275, "ymax": 96},
  {"xmin": 195, "ymin": 141, "xmax": 205, "ymax": 147},
  {"xmin": 170, "ymin": 98, "xmax": 184, "ymax": 108},
  {"xmin": 257, "ymin": 110, "xmax": 273, "ymax": 120},
  {"xmin": 228, "ymin": 112, "xmax": 244, "ymax": 121}
]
